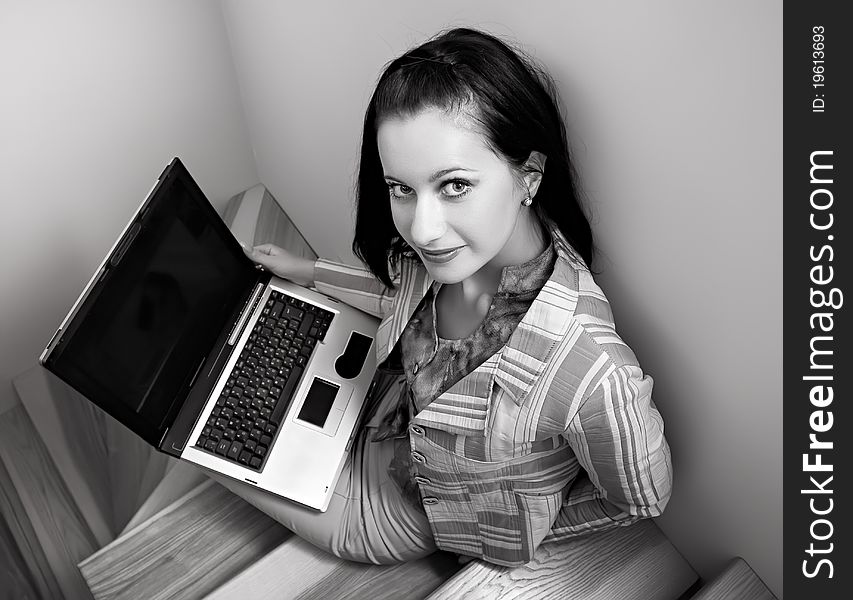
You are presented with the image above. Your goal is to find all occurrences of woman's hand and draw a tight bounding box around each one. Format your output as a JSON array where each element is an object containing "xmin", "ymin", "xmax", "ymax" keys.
[{"xmin": 242, "ymin": 243, "xmax": 315, "ymax": 287}]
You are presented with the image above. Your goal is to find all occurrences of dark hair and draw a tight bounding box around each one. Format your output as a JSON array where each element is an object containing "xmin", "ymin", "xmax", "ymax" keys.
[{"xmin": 353, "ymin": 27, "xmax": 593, "ymax": 287}]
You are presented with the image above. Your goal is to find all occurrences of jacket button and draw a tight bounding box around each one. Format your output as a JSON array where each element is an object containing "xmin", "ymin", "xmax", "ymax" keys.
[
  {"xmin": 414, "ymin": 476, "xmax": 431, "ymax": 485},
  {"xmin": 422, "ymin": 497, "xmax": 439, "ymax": 506},
  {"xmin": 412, "ymin": 363, "xmax": 420, "ymax": 374},
  {"xmin": 410, "ymin": 425, "xmax": 424, "ymax": 436},
  {"xmin": 411, "ymin": 451, "xmax": 426, "ymax": 463}
]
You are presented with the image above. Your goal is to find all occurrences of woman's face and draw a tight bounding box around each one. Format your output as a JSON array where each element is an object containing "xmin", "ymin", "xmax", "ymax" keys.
[{"xmin": 377, "ymin": 109, "xmax": 537, "ymax": 284}]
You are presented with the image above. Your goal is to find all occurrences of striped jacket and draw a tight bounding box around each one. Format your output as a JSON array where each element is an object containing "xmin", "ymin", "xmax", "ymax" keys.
[{"xmin": 313, "ymin": 227, "xmax": 672, "ymax": 566}]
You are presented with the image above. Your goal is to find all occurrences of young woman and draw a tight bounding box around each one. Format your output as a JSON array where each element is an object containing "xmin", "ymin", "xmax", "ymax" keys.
[{"xmin": 221, "ymin": 27, "xmax": 672, "ymax": 567}]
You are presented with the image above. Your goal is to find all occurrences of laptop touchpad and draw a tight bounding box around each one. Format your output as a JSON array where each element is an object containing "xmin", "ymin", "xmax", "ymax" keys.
[
  {"xmin": 334, "ymin": 332, "xmax": 373, "ymax": 379},
  {"xmin": 297, "ymin": 378, "xmax": 339, "ymax": 428}
]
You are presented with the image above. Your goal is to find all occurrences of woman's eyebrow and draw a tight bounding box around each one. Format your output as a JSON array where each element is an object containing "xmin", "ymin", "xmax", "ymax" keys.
[
  {"xmin": 384, "ymin": 168, "xmax": 476, "ymax": 183},
  {"xmin": 429, "ymin": 167, "xmax": 475, "ymax": 182}
]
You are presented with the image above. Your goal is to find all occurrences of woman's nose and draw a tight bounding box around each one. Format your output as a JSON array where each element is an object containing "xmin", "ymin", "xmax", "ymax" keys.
[{"xmin": 409, "ymin": 196, "xmax": 445, "ymax": 247}]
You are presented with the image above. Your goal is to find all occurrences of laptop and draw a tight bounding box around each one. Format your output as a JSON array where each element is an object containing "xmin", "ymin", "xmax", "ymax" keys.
[{"xmin": 39, "ymin": 157, "xmax": 379, "ymax": 511}]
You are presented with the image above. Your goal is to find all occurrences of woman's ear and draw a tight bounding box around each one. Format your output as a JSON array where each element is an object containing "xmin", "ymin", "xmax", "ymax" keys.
[{"xmin": 522, "ymin": 151, "xmax": 547, "ymax": 198}]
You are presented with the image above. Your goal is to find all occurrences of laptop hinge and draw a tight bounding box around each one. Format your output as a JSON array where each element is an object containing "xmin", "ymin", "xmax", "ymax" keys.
[{"xmin": 227, "ymin": 282, "xmax": 265, "ymax": 345}]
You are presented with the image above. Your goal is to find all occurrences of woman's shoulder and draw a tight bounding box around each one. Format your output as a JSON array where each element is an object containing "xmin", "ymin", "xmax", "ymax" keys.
[{"xmin": 545, "ymin": 246, "xmax": 641, "ymax": 373}]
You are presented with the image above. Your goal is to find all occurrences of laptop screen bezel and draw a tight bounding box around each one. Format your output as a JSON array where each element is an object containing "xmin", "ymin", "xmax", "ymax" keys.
[{"xmin": 41, "ymin": 157, "xmax": 262, "ymax": 447}]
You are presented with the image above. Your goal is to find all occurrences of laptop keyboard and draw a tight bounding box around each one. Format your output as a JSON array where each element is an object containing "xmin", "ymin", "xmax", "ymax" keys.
[{"xmin": 194, "ymin": 290, "xmax": 334, "ymax": 472}]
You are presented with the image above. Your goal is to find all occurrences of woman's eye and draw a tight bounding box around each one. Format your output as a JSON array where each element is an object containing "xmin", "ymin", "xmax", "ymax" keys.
[
  {"xmin": 441, "ymin": 180, "xmax": 471, "ymax": 197},
  {"xmin": 387, "ymin": 183, "xmax": 414, "ymax": 199}
]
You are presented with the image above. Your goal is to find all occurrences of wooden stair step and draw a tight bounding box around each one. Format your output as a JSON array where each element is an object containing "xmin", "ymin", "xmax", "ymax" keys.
[
  {"xmin": 78, "ymin": 479, "xmax": 291, "ymax": 600},
  {"xmin": 13, "ymin": 365, "xmax": 174, "ymax": 540},
  {"xmin": 13, "ymin": 366, "xmax": 115, "ymax": 547},
  {"xmin": 690, "ymin": 558, "xmax": 777, "ymax": 600},
  {"xmin": 204, "ymin": 533, "xmax": 460, "ymax": 600},
  {"xmin": 0, "ymin": 404, "xmax": 99, "ymax": 599},
  {"xmin": 119, "ymin": 460, "xmax": 208, "ymax": 537},
  {"xmin": 0, "ymin": 446, "xmax": 65, "ymax": 600},
  {"xmin": 426, "ymin": 519, "xmax": 697, "ymax": 600}
]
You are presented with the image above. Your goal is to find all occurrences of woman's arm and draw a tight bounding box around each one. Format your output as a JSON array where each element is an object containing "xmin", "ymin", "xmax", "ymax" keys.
[
  {"xmin": 312, "ymin": 258, "xmax": 399, "ymax": 319},
  {"xmin": 245, "ymin": 244, "xmax": 399, "ymax": 319},
  {"xmin": 548, "ymin": 364, "xmax": 672, "ymax": 540}
]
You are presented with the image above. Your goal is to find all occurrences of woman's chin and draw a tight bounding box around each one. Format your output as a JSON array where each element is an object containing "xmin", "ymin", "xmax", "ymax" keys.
[{"xmin": 421, "ymin": 262, "xmax": 465, "ymax": 284}]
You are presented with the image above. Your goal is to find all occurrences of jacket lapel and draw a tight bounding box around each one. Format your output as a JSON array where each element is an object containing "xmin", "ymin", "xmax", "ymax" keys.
[
  {"xmin": 411, "ymin": 354, "xmax": 498, "ymax": 435},
  {"xmin": 492, "ymin": 227, "xmax": 583, "ymax": 407}
]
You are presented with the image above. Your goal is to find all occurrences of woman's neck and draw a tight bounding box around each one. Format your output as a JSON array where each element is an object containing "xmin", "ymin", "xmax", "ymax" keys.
[{"xmin": 443, "ymin": 211, "xmax": 547, "ymax": 311}]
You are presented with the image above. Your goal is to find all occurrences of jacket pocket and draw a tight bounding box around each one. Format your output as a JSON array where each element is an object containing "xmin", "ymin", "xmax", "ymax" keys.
[{"xmin": 513, "ymin": 485, "xmax": 566, "ymax": 556}]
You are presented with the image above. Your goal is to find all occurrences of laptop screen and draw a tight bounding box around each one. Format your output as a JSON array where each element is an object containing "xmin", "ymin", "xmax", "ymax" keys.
[{"xmin": 46, "ymin": 160, "xmax": 258, "ymax": 445}]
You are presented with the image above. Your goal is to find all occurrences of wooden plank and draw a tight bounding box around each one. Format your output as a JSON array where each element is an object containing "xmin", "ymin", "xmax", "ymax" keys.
[
  {"xmin": 224, "ymin": 184, "xmax": 317, "ymax": 260},
  {"xmin": 103, "ymin": 408, "xmax": 171, "ymax": 535},
  {"xmin": 0, "ymin": 405, "xmax": 98, "ymax": 599},
  {"xmin": 202, "ymin": 535, "xmax": 345, "ymax": 600},
  {"xmin": 119, "ymin": 461, "xmax": 208, "ymax": 536},
  {"xmin": 294, "ymin": 552, "xmax": 461, "ymax": 600},
  {"xmin": 426, "ymin": 520, "xmax": 697, "ymax": 600},
  {"xmin": 205, "ymin": 533, "xmax": 460, "ymax": 600},
  {"xmin": 79, "ymin": 480, "xmax": 290, "ymax": 600},
  {"xmin": 255, "ymin": 187, "xmax": 317, "ymax": 260},
  {"xmin": 1, "ymin": 383, "xmax": 21, "ymax": 416},
  {"xmin": 13, "ymin": 366, "xmax": 115, "ymax": 547},
  {"xmin": 691, "ymin": 558, "xmax": 777, "ymax": 600},
  {"xmin": 0, "ymin": 457, "xmax": 64, "ymax": 600},
  {"xmin": 0, "ymin": 514, "xmax": 39, "ymax": 600}
]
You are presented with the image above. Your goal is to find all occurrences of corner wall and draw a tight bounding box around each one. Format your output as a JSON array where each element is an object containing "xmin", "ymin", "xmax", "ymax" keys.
[{"xmin": 0, "ymin": 0, "xmax": 259, "ymax": 414}]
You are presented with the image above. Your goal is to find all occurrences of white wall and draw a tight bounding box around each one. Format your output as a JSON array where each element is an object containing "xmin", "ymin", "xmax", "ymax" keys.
[
  {"xmin": 0, "ymin": 1, "xmax": 259, "ymax": 414},
  {"xmin": 221, "ymin": 1, "xmax": 782, "ymax": 596}
]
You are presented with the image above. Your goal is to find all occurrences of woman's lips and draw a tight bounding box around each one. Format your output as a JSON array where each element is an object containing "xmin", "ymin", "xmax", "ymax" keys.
[{"xmin": 419, "ymin": 246, "xmax": 463, "ymax": 264}]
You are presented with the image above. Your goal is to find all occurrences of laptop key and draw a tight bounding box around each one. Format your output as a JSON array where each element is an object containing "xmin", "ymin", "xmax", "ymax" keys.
[
  {"xmin": 227, "ymin": 441, "xmax": 243, "ymax": 460},
  {"xmin": 238, "ymin": 450, "xmax": 252, "ymax": 465},
  {"xmin": 250, "ymin": 456, "xmax": 262, "ymax": 469},
  {"xmin": 204, "ymin": 439, "xmax": 218, "ymax": 452},
  {"xmin": 216, "ymin": 440, "xmax": 230, "ymax": 455},
  {"xmin": 297, "ymin": 314, "xmax": 315, "ymax": 338}
]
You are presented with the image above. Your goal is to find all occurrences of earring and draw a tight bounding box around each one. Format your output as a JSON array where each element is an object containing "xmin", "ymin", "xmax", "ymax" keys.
[{"xmin": 522, "ymin": 195, "xmax": 532, "ymax": 207}]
